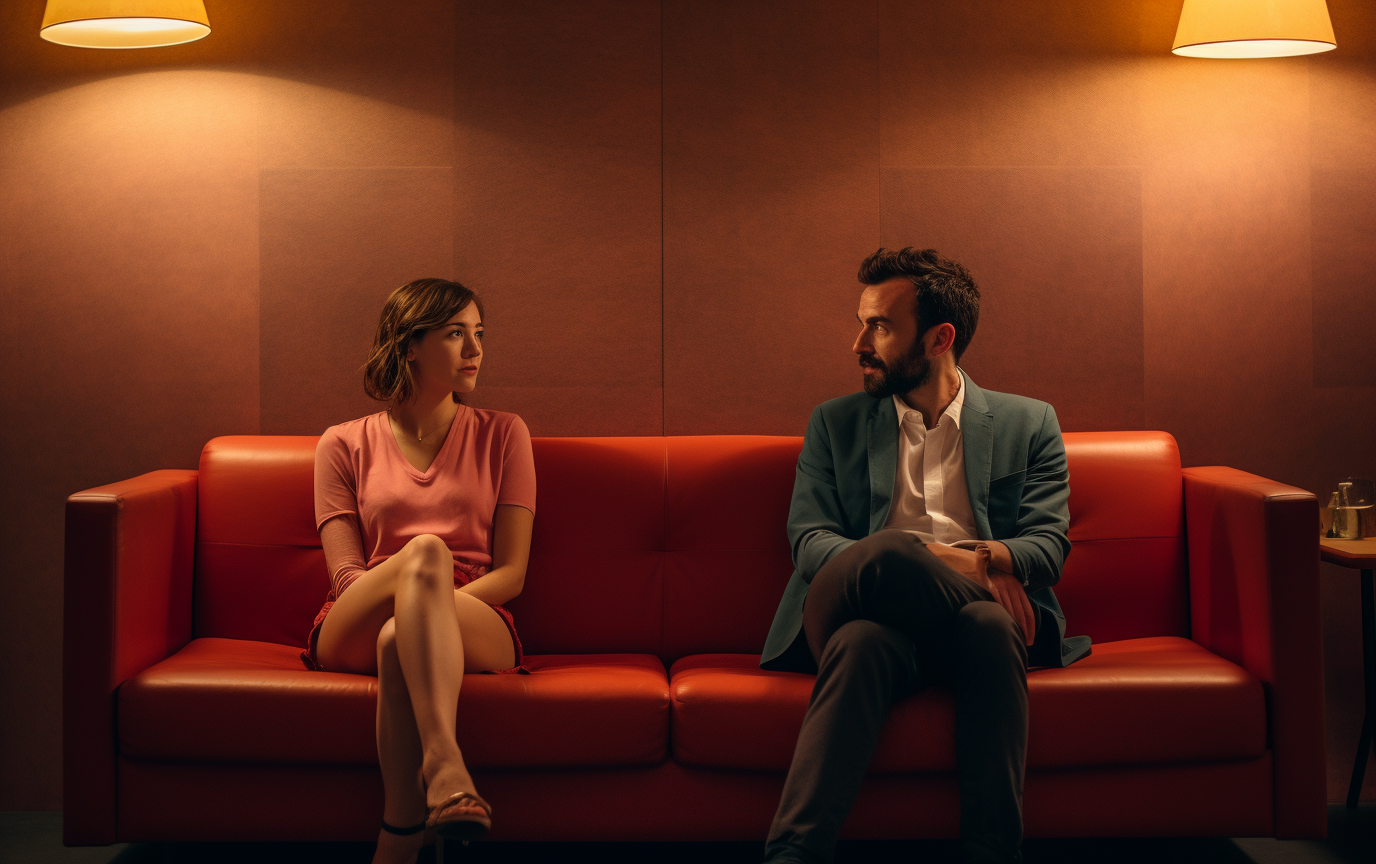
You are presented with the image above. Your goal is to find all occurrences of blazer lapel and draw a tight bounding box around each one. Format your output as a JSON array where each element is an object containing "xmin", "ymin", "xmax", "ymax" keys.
[
  {"xmin": 960, "ymin": 369, "xmax": 995, "ymax": 540},
  {"xmin": 867, "ymin": 396, "xmax": 897, "ymax": 534}
]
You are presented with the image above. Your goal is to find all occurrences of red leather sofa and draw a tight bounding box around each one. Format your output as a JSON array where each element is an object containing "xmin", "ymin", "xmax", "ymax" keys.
[{"xmin": 63, "ymin": 431, "xmax": 1326, "ymax": 845}]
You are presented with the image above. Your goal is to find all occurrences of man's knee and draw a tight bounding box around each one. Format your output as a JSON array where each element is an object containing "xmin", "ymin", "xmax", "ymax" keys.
[
  {"xmin": 852, "ymin": 529, "xmax": 926, "ymax": 573},
  {"xmin": 814, "ymin": 531, "xmax": 931, "ymax": 598},
  {"xmin": 952, "ymin": 602, "xmax": 1027, "ymax": 664},
  {"xmin": 859, "ymin": 530, "xmax": 969, "ymax": 590},
  {"xmin": 957, "ymin": 601, "xmax": 1019, "ymax": 635}
]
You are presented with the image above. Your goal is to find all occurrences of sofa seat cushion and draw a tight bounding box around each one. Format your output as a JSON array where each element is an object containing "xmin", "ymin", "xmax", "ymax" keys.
[
  {"xmin": 669, "ymin": 636, "xmax": 1266, "ymax": 772},
  {"xmin": 120, "ymin": 638, "xmax": 670, "ymax": 768}
]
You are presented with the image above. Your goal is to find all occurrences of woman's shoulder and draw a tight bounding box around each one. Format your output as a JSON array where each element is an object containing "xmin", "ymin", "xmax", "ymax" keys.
[
  {"xmin": 467, "ymin": 406, "xmax": 530, "ymax": 437},
  {"xmin": 318, "ymin": 411, "xmax": 388, "ymax": 453}
]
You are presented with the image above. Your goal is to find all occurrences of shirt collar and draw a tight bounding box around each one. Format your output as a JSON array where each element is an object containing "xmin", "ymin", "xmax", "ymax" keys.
[{"xmin": 892, "ymin": 370, "xmax": 966, "ymax": 431}]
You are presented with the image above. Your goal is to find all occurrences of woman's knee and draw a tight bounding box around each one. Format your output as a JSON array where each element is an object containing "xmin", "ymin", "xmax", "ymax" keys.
[
  {"xmin": 401, "ymin": 532, "xmax": 449, "ymax": 562},
  {"xmin": 397, "ymin": 534, "xmax": 451, "ymax": 588}
]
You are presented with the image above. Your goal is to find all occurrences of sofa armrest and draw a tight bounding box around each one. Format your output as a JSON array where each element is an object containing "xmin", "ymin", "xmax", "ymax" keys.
[
  {"xmin": 1182, "ymin": 466, "xmax": 1323, "ymax": 838},
  {"xmin": 63, "ymin": 470, "xmax": 197, "ymax": 845}
]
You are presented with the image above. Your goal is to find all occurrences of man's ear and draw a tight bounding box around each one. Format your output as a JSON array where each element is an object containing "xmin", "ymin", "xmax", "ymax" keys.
[{"xmin": 929, "ymin": 322, "xmax": 957, "ymax": 357}]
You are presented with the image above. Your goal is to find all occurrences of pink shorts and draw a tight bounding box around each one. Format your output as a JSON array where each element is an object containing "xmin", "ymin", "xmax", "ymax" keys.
[{"xmin": 300, "ymin": 559, "xmax": 526, "ymax": 674}]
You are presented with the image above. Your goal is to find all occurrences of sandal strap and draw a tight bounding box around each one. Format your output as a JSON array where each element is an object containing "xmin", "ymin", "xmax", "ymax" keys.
[
  {"xmin": 379, "ymin": 818, "xmax": 428, "ymax": 836},
  {"xmin": 433, "ymin": 790, "xmax": 492, "ymax": 819}
]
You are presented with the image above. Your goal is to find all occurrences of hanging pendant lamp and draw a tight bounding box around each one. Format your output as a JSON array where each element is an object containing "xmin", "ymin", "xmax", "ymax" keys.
[
  {"xmin": 40, "ymin": 0, "xmax": 211, "ymax": 49},
  {"xmin": 1173, "ymin": 0, "xmax": 1335, "ymax": 58}
]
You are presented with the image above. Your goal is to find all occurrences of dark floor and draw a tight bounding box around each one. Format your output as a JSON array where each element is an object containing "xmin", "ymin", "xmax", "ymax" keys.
[{"xmin": 4, "ymin": 806, "xmax": 1373, "ymax": 864}]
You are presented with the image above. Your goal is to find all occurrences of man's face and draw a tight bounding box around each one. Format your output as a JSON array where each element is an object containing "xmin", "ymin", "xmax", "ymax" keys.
[{"xmin": 853, "ymin": 278, "xmax": 931, "ymax": 398}]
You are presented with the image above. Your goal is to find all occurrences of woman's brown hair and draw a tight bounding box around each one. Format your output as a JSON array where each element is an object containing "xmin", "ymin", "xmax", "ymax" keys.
[{"xmin": 362, "ymin": 278, "xmax": 484, "ymax": 405}]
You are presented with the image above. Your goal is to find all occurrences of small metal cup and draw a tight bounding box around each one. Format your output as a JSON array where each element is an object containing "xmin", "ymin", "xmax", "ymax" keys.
[{"xmin": 1334, "ymin": 478, "xmax": 1374, "ymax": 540}]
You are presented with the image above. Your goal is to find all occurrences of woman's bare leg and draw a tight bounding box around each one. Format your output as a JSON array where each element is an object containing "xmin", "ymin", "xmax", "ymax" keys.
[
  {"xmin": 317, "ymin": 534, "xmax": 516, "ymax": 864},
  {"xmin": 391, "ymin": 537, "xmax": 478, "ymax": 813},
  {"xmin": 373, "ymin": 618, "xmax": 426, "ymax": 864}
]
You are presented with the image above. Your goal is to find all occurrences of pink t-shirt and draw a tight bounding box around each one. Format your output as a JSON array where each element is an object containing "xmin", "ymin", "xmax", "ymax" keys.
[{"xmin": 314, "ymin": 406, "xmax": 537, "ymax": 582}]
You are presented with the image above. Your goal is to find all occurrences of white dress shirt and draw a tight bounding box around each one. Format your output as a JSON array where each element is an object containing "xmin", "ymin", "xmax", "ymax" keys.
[{"xmin": 882, "ymin": 372, "xmax": 980, "ymax": 545}]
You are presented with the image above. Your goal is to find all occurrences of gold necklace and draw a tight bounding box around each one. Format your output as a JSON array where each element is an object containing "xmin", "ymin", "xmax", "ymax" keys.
[{"xmin": 392, "ymin": 411, "xmax": 450, "ymax": 442}]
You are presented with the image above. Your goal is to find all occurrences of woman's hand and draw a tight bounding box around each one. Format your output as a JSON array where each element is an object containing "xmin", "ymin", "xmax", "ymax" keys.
[{"xmin": 457, "ymin": 504, "xmax": 533, "ymax": 606}]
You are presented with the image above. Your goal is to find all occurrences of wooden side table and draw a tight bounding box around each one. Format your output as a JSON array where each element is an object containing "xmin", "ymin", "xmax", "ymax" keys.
[{"xmin": 1320, "ymin": 537, "xmax": 1376, "ymax": 807}]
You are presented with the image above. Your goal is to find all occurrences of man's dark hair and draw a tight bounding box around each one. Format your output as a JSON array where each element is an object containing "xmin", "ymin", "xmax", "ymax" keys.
[{"xmin": 858, "ymin": 247, "xmax": 980, "ymax": 362}]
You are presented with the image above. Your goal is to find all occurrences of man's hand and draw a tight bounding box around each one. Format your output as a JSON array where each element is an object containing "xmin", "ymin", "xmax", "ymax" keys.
[
  {"xmin": 987, "ymin": 571, "xmax": 1036, "ymax": 647},
  {"xmin": 925, "ymin": 541, "xmax": 993, "ymax": 591},
  {"xmin": 927, "ymin": 541, "xmax": 1036, "ymax": 646}
]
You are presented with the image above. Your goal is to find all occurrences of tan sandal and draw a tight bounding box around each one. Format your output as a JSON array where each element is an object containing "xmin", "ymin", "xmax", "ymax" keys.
[{"xmin": 427, "ymin": 790, "xmax": 492, "ymax": 840}]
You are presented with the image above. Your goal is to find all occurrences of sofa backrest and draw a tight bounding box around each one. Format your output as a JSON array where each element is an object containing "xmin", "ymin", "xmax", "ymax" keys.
[
  {"xmin": 193, "ymin": 431, "xmax": 1187, "ymax": 659},
  {"xmin": 195, "ymin": 436, "xmax": 323, "ymax": 650},
  {"xmin": 1056, "ymin": 431, "xmax": 1187, "ymax": 643}
]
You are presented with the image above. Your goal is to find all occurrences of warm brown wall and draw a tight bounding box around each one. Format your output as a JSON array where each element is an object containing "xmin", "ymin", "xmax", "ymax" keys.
[{"xmin": 1, "ymin": 0, "xmax": 1372, "ymax": 810}]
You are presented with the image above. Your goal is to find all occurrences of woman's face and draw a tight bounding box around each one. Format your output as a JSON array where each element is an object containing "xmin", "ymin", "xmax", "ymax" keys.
[{"xmin": 406, "ymin": 302, "xmax": 483, "ymax": 397}]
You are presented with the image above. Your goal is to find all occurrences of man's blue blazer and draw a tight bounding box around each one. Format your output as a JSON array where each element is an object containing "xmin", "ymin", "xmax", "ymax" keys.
[{"xmin": 760, "ymin": 368, "xmax": 1086, "ymax": 671}]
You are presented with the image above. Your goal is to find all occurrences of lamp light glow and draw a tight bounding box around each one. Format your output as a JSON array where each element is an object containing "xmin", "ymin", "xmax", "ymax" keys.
[
  {"xmin": 1173, "ymin": 0, "xmax": 1335, "ymax": 58},
  {"xmin": 40, "ymin": 0, "xmax": 211, "ymax": 49}
]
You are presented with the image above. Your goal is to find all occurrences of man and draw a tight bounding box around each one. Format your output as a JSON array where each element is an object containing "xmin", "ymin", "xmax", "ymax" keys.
[{"xmin": 759, "ymin": 248, "xmax": 1090, "ymax": 864}]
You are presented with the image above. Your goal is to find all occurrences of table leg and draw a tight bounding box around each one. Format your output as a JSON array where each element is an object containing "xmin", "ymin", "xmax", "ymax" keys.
[{"xmin": 1348, "ymin": 569, "xmax": 1375, "ymax": 808}]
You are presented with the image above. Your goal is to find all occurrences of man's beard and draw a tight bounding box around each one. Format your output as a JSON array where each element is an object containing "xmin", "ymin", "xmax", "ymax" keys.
[{"xmin": 860, "ymin": 341, "xmax": 931, "ymax": 398}]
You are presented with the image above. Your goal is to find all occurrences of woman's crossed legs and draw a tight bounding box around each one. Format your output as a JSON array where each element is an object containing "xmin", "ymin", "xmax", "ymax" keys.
[{"xmin": 316, "ymin": 533, "xmax": 515, "ymax": 864}]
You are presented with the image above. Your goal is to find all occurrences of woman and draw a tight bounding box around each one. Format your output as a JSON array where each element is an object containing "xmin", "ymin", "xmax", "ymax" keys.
[{"xmin": 302, "ymin": 278, "xmax": 535, "ymax": 864}]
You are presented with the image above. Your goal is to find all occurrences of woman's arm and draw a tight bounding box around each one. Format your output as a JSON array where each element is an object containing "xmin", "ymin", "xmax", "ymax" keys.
[
  {"xmin": 315, "ymin": 429, "xmax": 369, "ymax": 599},
  {"xmin": 320, "ymin": 514, "xmax": 368, "ymax": 598},
  {"xmin": 458, "ymin": 504, "xmax": 533, "ymax": 607}
]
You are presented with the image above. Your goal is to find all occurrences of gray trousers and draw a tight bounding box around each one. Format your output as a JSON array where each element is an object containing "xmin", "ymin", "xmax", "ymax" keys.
[{"xmin": 765, "ymin": 530, "xmax": 1029, "ymax": 864}]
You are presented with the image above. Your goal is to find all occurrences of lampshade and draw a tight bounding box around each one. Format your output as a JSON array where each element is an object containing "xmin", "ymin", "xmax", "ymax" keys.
[
  {"xmin": 1173, "ymin": 0, "xmax": 1335, "ymax": 58},
  {"xmin": 40, "ymin": 0, "xmax": 210, "ymax": 49}
]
